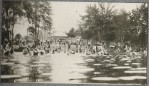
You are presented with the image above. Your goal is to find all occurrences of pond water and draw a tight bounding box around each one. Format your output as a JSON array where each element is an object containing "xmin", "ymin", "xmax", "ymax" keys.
[{"xmin": 1, "ymin": 52, "xmax": 147, "ymax": 85}]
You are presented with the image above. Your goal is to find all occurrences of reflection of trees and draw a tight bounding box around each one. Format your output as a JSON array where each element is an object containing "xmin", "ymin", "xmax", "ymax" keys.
[
  {"xmin": 40, "ymin": 65, "xmax": 52, "ymax": 73},
  {"xmin": 28, "ymin": 67, "xmax": 40, "ymax": 82},
  {"xmin": 28, "ymin": 65, "xmax": 52, "ymax": 82},
  {"xmin": 81, "ymin": 55, "xmax": 146, "ymax": 84},
  {"xmin": 1, "ymin": 65, "xmax": 14, "ymax": 82},
  {"xmin": 1, "ymin": 65, "xmax": 13, "ymax": 75},
  {"xmin": 28, "ymin": 56, "xmax": 40, "ymax": 82},
  {"xmin": 28, "ymin": 56, "xmax": 39, "ymax": 64},
  {"xmin": 27, "ymin": 56, "xmax": 52, "ymax": 82}
]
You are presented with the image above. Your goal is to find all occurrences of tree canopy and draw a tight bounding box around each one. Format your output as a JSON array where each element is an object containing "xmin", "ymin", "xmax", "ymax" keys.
[
  {"xmin": 2, "ymin": 1, "xmax": 52, "ymax": 48},
  {"xmin": 14, "ymin": 34, "xmax": 22, "ymax": 40},
  {"xmin": 78, "ymin": 3, "xmax": 147, "ymax": 50},
  {"xmin": 66, "ymin": 28, "xmax": 77, "ymax": 38}
]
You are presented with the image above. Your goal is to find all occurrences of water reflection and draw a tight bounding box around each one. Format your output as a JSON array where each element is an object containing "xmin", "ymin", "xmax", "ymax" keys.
[
  {"xmin": 1, "ymin": 52, "xmax": 147, "ymax": 85},
  {"xmin": 1, "ymin": 53, "xmax": 53, "ymax": 83},
  {"xmin": 78, "ymin": 55, "xmax": 146, "ymax": 84},
  {"xmin": 1, "ymin": 65, "xmax": 14, "ymax": 83},
  {"xmin": 29, "ymin": 67, "xmax": 39, "ymax": 82}
]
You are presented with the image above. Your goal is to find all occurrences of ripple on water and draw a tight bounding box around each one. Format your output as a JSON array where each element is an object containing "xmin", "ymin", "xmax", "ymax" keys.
[
  {"xmin": 119, "ymin": 76, "xmax": 146, "ymax": 80},
  {"xmin": 92, "ymin": 77, "xmax": 119, "ymax": 81}
]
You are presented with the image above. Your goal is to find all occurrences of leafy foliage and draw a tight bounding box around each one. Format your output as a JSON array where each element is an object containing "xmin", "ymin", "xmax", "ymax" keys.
[
  {"xmin": 66, "ymin": 28, "xmax": 76, "ymax": 38},
  {"xmin": 2, "ymin": 1, "xmax": 52, "ymax": 49},
  {"xmin": 14, "ymin": 34, "xmax": 22, "ymax": 40},
  {"xmin": 78, "ymin": 3, "xmax": 147, "ymax": 50}
]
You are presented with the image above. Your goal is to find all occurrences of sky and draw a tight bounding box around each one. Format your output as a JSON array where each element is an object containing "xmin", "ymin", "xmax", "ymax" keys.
[{"xmin": 14, "ymin": 2, "xmax": 142, "ymax": 37}]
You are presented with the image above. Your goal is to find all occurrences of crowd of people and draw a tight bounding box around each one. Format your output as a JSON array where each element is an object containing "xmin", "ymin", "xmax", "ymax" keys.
[
  {"xmin": 22, "ymin": 38, "xmax": 146, "ymax": 56},
  {"xmin": 2, "ymin": 37, "xmax": 147, "ymax": 60},
  {"xmin": 20, "ymin": 38, "xmax": 109, "ymax": 56}
]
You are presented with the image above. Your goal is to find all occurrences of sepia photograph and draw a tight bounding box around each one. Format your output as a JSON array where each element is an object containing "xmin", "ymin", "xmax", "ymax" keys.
[{"xmin": 0, "ymin": 0, "xmax": 148, "ymax": 85}]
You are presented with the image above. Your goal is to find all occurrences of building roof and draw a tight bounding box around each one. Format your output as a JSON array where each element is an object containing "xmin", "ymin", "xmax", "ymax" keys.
[{"xmin": 52, "ymin": 31, "xmax": 67, "ymax": 37}]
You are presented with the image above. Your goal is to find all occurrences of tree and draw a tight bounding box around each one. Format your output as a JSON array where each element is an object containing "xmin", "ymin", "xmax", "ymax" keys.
[
  {"xmin": 78, "ymin": 3, "xmax": 116, "ymax": 44},
  {"xmin": 27, "ymin": 26, "xmax": 36, "ymax": 36},
  {"xmin": 14, "ymin": 34, "xmax": 22, "ymax": 45},
  {"xmin": 97, "ymin": 3, "xmax": 116, "ymax": 43},
  {"xmin": 23, "ymin": 1, "xmax": 52, "ymax": 46},
  {"xmin": 113, "ymin": 10, "xmax": 131, "ymax": 44},
  {"xmin": 66, "ymin": 28, "xmax": 76, "ymax": 38},
  {"xmin": 2, "ymin": 1, "xmax": 26, "ymax": 48},
  {"xmin": 14, "ymin": 34, "xmax": 22, "ymax": 40},
  {"xmin": 2, "ymin": 1, "xmax": 52, "ymax": 50},
  {"xmin": 129, "ymin": 3, "xmax": 147, "ymax": 49},
  {"xmin": 77, "ymin": 3, "xmax": 147, "ymax": 51},
  {"xmin": 79, "ymin": 4, "xmax": 99, "ymax": 41}
]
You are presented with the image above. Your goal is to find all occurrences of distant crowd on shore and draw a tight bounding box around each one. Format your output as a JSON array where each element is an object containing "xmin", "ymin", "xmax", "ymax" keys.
[{"xmin": 2, "ymin": 38, "xmax": 147, "ymax": 59}]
